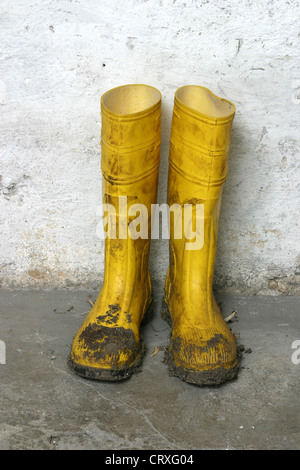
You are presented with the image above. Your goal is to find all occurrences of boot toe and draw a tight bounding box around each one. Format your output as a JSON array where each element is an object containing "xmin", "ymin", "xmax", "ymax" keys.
[
  {"xmin": 166, "ymin": 326, "xmax": 239, "ymax": 386},
  {"xmin": 69, "ymin": 323, "xmax": 144, "ymax": 380}
]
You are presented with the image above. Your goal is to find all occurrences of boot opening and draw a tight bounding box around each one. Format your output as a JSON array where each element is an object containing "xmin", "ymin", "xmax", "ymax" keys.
[
  {"xmin": 102, "ymin": 84, "xmax": 161, "ymax": 115},
  {"xmin": 176, "ymin": 86, "xmax": 235, "ymax": 118}
]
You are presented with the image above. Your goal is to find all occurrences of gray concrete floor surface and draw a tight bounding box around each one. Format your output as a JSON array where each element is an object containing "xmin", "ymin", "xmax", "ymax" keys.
[{"xmin": 0, "ymin": 285, "xmax": 299, "ymax": 450}]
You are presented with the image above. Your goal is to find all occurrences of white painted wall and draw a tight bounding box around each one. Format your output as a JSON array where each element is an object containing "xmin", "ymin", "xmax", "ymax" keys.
[{"xmin": 0, "ymin": 0, "xmax": 299, "ymax": 294}]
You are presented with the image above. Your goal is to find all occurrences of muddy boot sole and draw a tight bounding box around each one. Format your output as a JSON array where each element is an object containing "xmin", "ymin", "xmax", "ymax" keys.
[
  {"xmin": 161, "ymin": 298, "xmax": 241, "ymax": 386},
  {"xmin": 68, "ymin": 300, "xmax": 154, "ymax": 381}
]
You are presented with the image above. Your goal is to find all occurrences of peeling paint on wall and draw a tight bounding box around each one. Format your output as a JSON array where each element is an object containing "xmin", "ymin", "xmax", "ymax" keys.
[{"xmin": 0, "ymin": 0, "xmax": 299, "ymax": 295}]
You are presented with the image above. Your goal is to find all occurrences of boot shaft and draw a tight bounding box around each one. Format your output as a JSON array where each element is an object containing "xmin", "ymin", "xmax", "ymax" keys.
[
  {"xmin": 166, "ymin": 86, "xmax": 235, "ymax": 326},
  {"xmin": 100, "ymin": 85, "xmax": 162, "ymax": 310}
]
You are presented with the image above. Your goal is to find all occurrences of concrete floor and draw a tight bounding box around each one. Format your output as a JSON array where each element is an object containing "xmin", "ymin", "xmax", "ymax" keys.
[{"xmin": 0, "ymin": 285, "xmax": 299, "ymax": 450}]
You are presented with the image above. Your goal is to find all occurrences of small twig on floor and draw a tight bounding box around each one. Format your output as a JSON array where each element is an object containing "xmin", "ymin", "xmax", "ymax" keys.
[
  {"xmin": 75, "ymin": 297, "xmax": 94, "ymax": 315},
  {"xmin": 224, "ymin": 310, "xmax": 237, "ymax": 322},
  {"xmin": 150, "ymin": 346, "xmax": 167, "ymax": 357}
]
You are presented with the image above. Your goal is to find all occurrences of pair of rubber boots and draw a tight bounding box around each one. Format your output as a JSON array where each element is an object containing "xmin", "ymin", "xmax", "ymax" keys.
[{"xmin": 69, "ymin": 84, "xmax": 239, "ymax": 386}]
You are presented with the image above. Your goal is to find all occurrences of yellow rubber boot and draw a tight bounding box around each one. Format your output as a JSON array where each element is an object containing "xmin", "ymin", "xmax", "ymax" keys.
[
  {"xmin": 69, "ymin": 84, "xmax": 161, "ymax": 380},
  {"xmin": 162, "ymin": 85, "xmax": 239, "ymax": 386}
]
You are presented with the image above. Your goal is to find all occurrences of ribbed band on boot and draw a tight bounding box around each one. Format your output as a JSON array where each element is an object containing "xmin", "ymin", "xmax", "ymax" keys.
[
  {"xmin": 170, "ymin": 86, "xmax": 235, "ymax": 189},
  {"xmin": 101, "ymin": 84, "xmax": 161, "ymax": 185}
]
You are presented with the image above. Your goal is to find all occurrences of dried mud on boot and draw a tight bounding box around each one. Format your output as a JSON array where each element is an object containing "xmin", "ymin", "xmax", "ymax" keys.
[
  {"xmin": 67, "ymin": 343, "xmax": 145, "ymax": 382},
  {"xmin": 68, "ymin": 300, "xmax": 153, "ymax": 381},
  {"xmin": 161, "ymin": 299, "xmax": 243, "ymax": 387},
  {"xmin": 164, "ymin": 347, "xmax": 241, "ymax": 386}
]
